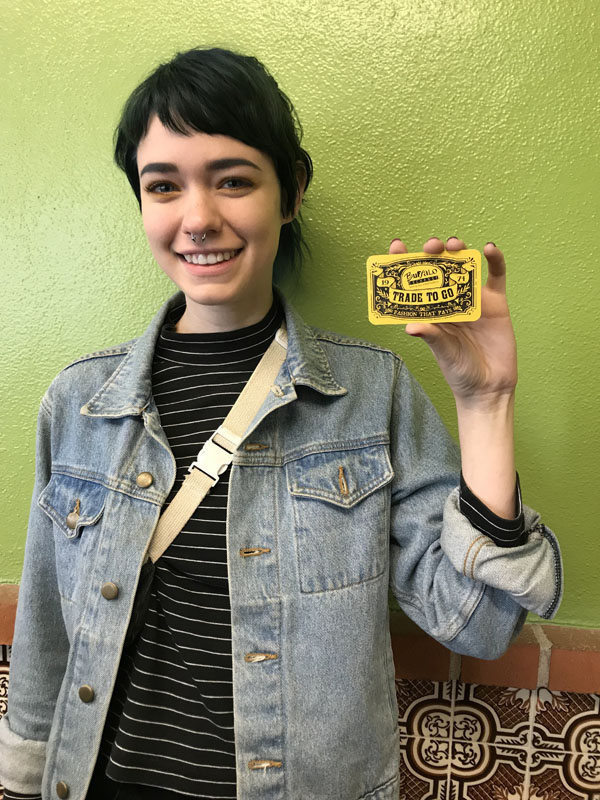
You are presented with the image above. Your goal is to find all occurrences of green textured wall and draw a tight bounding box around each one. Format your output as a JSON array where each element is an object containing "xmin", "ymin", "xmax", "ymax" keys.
[{"xmin": 1, "ymin": 0, "xmax": 598, "ymax": 627}]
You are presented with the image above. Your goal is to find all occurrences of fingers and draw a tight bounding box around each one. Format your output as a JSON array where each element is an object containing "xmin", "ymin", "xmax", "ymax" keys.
[
  {"xmin": 389, "ymin": 235, "xmax": 505, "ymax": 295},
  {"xmin": 483, "ymin": 242, "xmax": 507, "ymax": 291},
  {"xmin": 423, "ymin": 237, "xmax": 445, "ymax": 254},
  {"xmin": 391, "ymin": 236, "xmax": 466, "ymax": 254},
  {"xmin": 445, "ymin": 236, "xmax": 466, "ymax": 251},
  {"xmin": 389, "ymin": 238, "xmax": 408, "ymax": 255},
  {"xmin": 422, "ymin": 236, "xmax": 466, "ymax": 253}
]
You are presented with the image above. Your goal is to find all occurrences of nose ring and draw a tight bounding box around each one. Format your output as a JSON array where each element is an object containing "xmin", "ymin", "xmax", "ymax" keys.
[{"xmin": 190, "ymin": 232, "xmax": 207, "ymax": 243}]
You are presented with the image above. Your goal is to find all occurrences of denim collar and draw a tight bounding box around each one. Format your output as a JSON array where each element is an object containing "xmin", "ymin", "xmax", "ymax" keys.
[{"xmin": 81, "ymin": 289, "xmax": 346, "ymax": 418}]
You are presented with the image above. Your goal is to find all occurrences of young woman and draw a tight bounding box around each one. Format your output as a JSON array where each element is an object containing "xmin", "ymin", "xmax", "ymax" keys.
[{"xmin": 0, "ymin": 47, "xmax": 562, "ymax": 800}]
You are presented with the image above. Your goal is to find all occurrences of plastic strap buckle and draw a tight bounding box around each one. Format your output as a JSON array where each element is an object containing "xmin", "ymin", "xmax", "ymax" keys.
[{"xmin": 188, "ymin": 429, "xmax": 240, "ymax": 487}]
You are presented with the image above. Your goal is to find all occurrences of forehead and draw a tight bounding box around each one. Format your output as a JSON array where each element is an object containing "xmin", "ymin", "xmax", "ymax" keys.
[{"xmin": 136, "ymin": 114, "xmax": 272, "ymax": 173}]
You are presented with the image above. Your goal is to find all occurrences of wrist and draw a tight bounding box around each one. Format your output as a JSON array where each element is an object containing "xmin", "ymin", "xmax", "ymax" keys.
[
  {"xmin": 455, "ymin": 389, "xmax": 515, "ymax": 416},
  {"xmin": 457, "ymin": 393, "xmax": 516, "ymax": 519}
]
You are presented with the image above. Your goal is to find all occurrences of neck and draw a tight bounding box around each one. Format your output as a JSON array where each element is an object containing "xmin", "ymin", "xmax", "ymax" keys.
[{"xmin": 175, "ymin": 290, "xmax": 274, "ymax": 334}]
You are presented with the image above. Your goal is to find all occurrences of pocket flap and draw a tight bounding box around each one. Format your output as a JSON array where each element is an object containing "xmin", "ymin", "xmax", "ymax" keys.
[
  {"xmin": 287, "ymin": 443, "xmax": 393, "ymax": 508},
  {"xmin": 39, "ymin": 472, "xmax": 107, "ymax": 539}
]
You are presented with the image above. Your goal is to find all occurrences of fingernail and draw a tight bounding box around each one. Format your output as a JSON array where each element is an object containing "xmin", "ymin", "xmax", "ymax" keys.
[
  {"xmin": 486, "ymin": 241, "xmax": 496, "ymax": 247},
  {"xmin": 448, "ymin": 236, "xmax": 459, "ymax": 241},
  {"xmin": 391, "ymin": 238, "xmax": 402, "ymax": 244}
]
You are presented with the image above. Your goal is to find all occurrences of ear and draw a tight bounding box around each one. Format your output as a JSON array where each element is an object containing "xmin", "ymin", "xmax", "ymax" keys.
[{"xmin": 282, "ymin": 161, "xmax": 308, "ymax": 224}]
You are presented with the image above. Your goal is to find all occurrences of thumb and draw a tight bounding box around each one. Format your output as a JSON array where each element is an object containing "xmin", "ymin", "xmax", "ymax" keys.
[
  {"xmin": 405, "ymin": 322, "xmax": 439, "ymax": 340},
  {"xmin": 405, "ymin": 322, "xmax": 457, "ymax": 364}
]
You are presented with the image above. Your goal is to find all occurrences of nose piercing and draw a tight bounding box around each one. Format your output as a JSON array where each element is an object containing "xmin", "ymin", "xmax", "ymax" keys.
[{"xmin": 190, "ymin": 232, "xmax": 207, "ymax": 243}]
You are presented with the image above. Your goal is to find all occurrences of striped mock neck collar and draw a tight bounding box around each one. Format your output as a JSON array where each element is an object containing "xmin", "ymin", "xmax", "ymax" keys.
[{"xmin": 154, "ymin": 299, "xmax": 283, "ymax": 367}]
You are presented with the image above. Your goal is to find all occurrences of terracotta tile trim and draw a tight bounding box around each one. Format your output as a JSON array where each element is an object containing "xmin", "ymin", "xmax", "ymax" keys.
[
  {"xmin": 0, "ymin": 585, "xmax": 18, "ymax": 645},
  {"xmin": 1, "ymin": 585, "xmax": 599, "ymax": 693},
  {"xmin": 389, "ymin": 612, "xmax": 600, "ymax": 693}
]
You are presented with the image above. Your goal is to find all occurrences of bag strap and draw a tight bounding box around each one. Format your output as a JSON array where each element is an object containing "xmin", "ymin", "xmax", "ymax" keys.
[{"xmin": 146, "ymin": 325, "xmax": 288, "ymax": 563}]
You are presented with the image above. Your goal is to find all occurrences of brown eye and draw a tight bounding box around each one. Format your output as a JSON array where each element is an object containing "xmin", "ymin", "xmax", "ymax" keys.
[
  {"xmin": 146, "ymin": 181, "xmax": 177, "ymax": 194},
  {"xmin": 221, "ymin": 177, "xmax": 252, "ymax": 190}
]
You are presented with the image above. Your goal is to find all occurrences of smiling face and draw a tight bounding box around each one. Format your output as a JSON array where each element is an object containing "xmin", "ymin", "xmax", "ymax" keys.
[{"xmin": 137, "ymin": 114, "xmax": 294, "ymax": 332}]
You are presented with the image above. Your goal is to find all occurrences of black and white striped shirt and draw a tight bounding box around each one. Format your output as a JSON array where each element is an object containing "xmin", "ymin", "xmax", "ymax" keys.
[{"xmin": 97, "ymin": 299, "xmax": 282, "ymax": 797}]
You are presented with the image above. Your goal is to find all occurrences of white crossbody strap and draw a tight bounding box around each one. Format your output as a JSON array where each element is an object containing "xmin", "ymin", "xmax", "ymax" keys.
[{"xmin": 146, "ymin": 325, "xmax": 288, "ymax": 563}]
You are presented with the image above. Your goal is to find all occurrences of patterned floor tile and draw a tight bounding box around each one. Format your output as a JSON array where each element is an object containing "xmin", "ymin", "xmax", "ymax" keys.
[
  {"xmin": 397, "ymin": 679, "xmax": 453, "ymax": 739},
  {"xmin": 399, "ymin": 736, "xmax": 448, "ymax": 800},
  {"xmin": 446, "ymin": 747, "xmax": 527, "ymax": 800},
  {"xmin": 453, "ymin": 683, "xmax": 532, "ymax": 749},
  {"xmin": 531, "ymin": 687, "xmax": 600, "ymax": 751},
  {"xmin": 525, "ymin": 687, "xmax": 600, "ymax": 795},
  {"xmin": 529, "ymin": 752, "xmax": 600, "ymax": 797},
  {"xmin": 0, "ymin": 664, "xmax": 8, "ymax": 719},
  {"xmin": 400, "ymin": 740, "xmax": 530, "ymax": 800},
  {"xmin": 0, "ymin": 665, "xmax": 7, "ymax": 800}
]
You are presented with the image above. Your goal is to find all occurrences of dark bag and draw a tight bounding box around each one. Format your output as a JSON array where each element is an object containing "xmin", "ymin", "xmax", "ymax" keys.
[{"xmin": 124, "ymin": 558, "xmax": 155, "ymax": 647}]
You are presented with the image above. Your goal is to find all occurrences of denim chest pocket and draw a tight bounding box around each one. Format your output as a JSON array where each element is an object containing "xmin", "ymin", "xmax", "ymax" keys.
[
  {"xmin": 286, "ymin": 443, "xmax": 393, "ymax": 593},
  {"xmin": 39, "ymin": 472, "xmax": 107, "ymax": 601}
]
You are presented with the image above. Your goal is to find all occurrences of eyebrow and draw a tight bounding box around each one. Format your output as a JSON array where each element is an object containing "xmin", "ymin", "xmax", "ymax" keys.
[{"xmin": 139, "ymin": 158, "xmax": 262, "ymax": 177}]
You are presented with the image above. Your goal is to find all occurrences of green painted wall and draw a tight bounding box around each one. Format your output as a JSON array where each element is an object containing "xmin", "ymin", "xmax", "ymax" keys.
[{"xmin": 1, "ymin": 0, "xmax": 597, "ymax": 627}]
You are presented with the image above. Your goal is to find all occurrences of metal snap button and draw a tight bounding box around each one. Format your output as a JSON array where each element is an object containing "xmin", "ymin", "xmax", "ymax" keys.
[
  {"xmin": 101, "ymin": 582, "xmax": 119, "ymax": 600},
  {"xmin": 78, "ymin": 684, "xmax": 95, "ymax": 703},
  {"xmin": 136, "ymin": 472, "xmax": 154, "ymax": 488},
  {"xmin": 56, "ymin": 780, "xmax": 69, "ymax": 798}
]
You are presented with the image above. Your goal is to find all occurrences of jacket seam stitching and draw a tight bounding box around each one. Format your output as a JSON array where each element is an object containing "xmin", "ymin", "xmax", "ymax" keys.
[
  {"xmin": 539, "ymin": 524, "xmax": 562, "ymax": 618},
  {"xmin": 289, "ymin": 470, "xmax": 393, "ymax": 506},
  {"xmin": 355, "ymin": 770, "xmax": 399, "ymax": 799},
  {"xmin": 470, "ymin": 540, "xmax": 493, "ymax": 580},
  {"xmin": 57, "ymin": 344, "xmax": 133, "ymax": 372},
  {"xmin": 280, "ymin": 436, "xmax": 391, "ymax": 466},
  {"xmin": 462, "ymin": 535, "xmax": 488, "ymax": 576},
  {"xmin": 315, "ymin": 331, "xmax": 404, "ymax": 363},
  {"xmin": 49, "ymin": 467, "xmax": 163, "ymax": 506}
]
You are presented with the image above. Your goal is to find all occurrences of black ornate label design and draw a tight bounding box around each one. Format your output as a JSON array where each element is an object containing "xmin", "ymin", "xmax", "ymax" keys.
[{"xmin": 367, "ymin": 250, "xmax": 481, "ymax": 324}]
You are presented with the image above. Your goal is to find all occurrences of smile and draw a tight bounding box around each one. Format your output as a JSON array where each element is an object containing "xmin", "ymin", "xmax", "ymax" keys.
[{"xmin": 180, "ymin": 249, "xmax": 242, "ymax": 266}]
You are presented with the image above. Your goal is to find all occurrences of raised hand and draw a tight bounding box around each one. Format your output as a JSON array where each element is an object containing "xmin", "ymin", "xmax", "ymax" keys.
[{"xmin": 389, "ymin": 236, "xmax": 517, "ymax": 408}]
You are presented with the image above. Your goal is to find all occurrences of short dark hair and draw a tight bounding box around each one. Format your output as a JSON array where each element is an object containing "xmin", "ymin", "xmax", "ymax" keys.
[{"xmin": 113, "ymin": 47, "xmax": 313, "ymax": 277}]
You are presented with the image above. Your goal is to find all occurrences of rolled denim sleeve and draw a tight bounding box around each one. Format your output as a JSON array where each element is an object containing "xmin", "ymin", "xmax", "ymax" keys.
[
  {"xmin": 0, "ymin": 399, "xmax": 70, "ymax": 795},
  {"xmin": 388, "ymin": 359, "xmax": 563, "ymax": 660}
]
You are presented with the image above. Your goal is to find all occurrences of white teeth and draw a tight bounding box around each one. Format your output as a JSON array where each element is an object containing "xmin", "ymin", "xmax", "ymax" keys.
[{"xmin": 183, "ymin": 250, "xmax": 238, "ymax": 265}]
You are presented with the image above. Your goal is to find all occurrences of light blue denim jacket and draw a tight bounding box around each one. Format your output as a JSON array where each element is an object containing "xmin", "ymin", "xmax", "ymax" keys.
[{"xmin": 0, "ymin": 291, "xmax": 562, "ymax": 800}]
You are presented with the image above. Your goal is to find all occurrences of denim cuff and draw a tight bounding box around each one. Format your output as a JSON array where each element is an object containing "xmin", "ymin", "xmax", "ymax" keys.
[
  {"xmin": 0, "ymin": 714, "xmax": 46, "ymax": 796},
  {"xmin": 459, "ymin": 471, "xmax": 527, "ymax": 548},
  {"xmin": 441, "ymin": 488, "xmax": 563, "ymax": 619}
]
